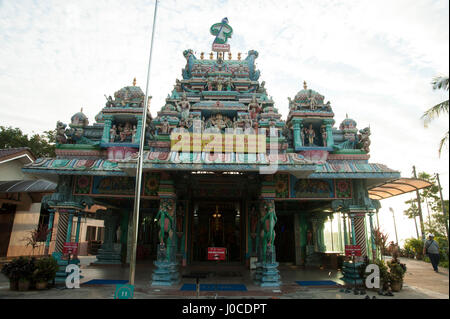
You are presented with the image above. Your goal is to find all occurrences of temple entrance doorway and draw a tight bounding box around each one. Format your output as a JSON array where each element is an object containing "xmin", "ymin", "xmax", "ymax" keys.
[
  {"xmin": 191, "ymin": 200, "xmax": 243, "ymax": 263},
  {"xmin": 274, "ymin": 213, "xmax": 295, "ymax": 264}
]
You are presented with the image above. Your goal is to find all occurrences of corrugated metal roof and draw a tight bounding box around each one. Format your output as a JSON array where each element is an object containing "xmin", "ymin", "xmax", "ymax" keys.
[
  {"xmin": 0, "ymin": 179, "xmax": 56, "ymax": 193},
  {"xmin": 0, "ymin": 147, "xmax": 31, "ymax": 159},
  {"xmin": 368, "ymin": 178, "xmax": 432, "ymax": 200}
]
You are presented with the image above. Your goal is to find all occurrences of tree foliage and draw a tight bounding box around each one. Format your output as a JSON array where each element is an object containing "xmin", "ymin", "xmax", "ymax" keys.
[
  {"xmin": 421, "ymin": 75, "xmax": 449, "ymax": 156},
  {"xmin": 0, "ymin": 126, "xmax": 56, "ymax": 158}
]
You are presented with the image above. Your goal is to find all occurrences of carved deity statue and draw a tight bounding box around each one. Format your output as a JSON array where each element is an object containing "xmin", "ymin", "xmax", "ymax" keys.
[
  {"xmin": 175, "ymin": 93, "xmax": 190, "ymax": 120},
  {"xmin": 155, "ymin": 199, "xmax": 175, "ymax": 260},
  {"xmin": 55, "ymin": 121, "xmax": 67, "ymax": 144},
  {"xmin": 110, "ymin": 125, "xmax": 117, "ymax": 142},
  {"xmin": 226, "ymin": 77, "xmax": 233, "ymax": 91},
  {"xmin": 301, "ymin": 126, "xmax": 306, "ymax": 145},
  {"xmin": 210, "ymin": 113, "xmax": 228, "ymax": 130},
  {"xmin": 321, "ymin": 126, "xmax": 327, "ymax": 147},
  {"xmin": 161, "ymin": 118, "xmax": 170, "ymax": 134},
  {"xmin": 119, "ymin": 122, "xmax": 133, "ymax": 141},
  {"xmin": 248, "ymin": 95, "xmax": 262, "ymax": 120},
  {"xmin": 216, "ymin": 77, "xmax": 224, "ymax": 91},
  {"xmin": 309, "ymin": 96, "xmax": 317, "ymax": 110},
  {"xmin": 357, "ymin": 127, "xmax": 371, "ymax": 153},
  {"xmin": 131, "ymin": 125, "xmax": 137, "ymax": 143},
  {"xmin": 258, "ymin": 81, "xmax": 267, "ymax": 94},
  {"xmin": 206, "ymin": 77, "xmax": 213, "ymax": 91},
  {"xmin": 307, "ymin": 124, "xmax": 315, "ymax": 146},
  {"xmin": 104, "ymin": 95, "xmax": 114, "ymax": 107},
  {"xmin": 259, "ymin": 200, "xmax": 277, "ymax": 263}
]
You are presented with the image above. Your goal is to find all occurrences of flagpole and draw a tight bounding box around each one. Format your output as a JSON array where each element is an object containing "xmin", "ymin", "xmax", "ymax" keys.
[{"xmin": 129, "ymin": 0, "xmax": 159, "ymax": 287}]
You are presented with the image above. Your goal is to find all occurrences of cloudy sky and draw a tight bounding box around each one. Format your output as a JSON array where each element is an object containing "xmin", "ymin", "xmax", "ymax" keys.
[{"xmin": 1, "ymin": 0, "xmax": 448, "ymax": 245}]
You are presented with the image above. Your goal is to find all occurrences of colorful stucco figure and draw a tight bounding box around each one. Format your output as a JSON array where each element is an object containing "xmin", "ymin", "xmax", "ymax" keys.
[
  {"xmin": 155, "ymin": 198, "xmax": 175, "ymax": 260},
  {"xmin": 259, "ymin": 200, "xmax": 277, "ymax": 263}
]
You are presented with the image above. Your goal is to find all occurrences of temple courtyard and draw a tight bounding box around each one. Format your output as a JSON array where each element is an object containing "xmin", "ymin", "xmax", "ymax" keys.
[{"xmin": 0, "ymin": 257, "xmax": 447, "ymax": 299}]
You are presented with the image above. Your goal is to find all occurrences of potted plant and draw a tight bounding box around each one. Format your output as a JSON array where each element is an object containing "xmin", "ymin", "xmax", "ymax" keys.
[
  {"xmin": 18, "ymin": 257, "xmax": 36, "ymax": 291},
  {"xmin": 1, "ymin": 262, "xmax": 20, "ymax": 290},
  {"xmin": 33, "ymin": 256, "xmax": 58, "ymax": 290},
  {"xmin": 374, "ymin": 259, "xmax": 390, "ymax": 291},
  {"xmin": 387, "ymin": 260, "xmax": 407, "ymax": 292}
]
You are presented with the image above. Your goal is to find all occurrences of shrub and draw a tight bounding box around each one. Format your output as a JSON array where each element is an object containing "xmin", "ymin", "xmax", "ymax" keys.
[
  {"xmin": 33, "ymin": 257, "xmax": 58, "ymax": 283},
  {"xmin": 1, "ymin": 257, "xmax": 36, "ymax": 282},
  {"xmin": 404, "ymin": 238, "xmax": 424, "ymax": 260},
  {"xmin": 387, "ymin": 260, "xmax": 407, "ymax": 283}
]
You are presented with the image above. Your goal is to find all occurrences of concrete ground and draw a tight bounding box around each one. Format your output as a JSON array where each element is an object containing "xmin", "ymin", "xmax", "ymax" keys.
[{"xmin": 0, "ymin": 256, "xmax": 448, "ymax": 299}]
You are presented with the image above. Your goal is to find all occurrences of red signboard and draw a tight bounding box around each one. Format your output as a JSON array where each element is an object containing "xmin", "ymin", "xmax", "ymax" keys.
[
  {"xmin": 63, "ymin": 242, "xmax": 79, "ymax": 255},
  {"xmin": 345, "ymin": 245, "xmax": 361, "ymax": 257},
  {"xmin": 212, "ymin": 43, "xmax": 230, "ymax": 52},
  {"xmin": 208, "ymin": 247, "xmax": 226, "ymax": 261}
]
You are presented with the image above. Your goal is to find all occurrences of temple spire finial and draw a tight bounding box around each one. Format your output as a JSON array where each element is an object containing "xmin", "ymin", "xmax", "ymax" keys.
[
  {"xmin": 133, "ymin": 77, "xmax": 136, "ymax": 86},
  {"xmin": 303, "ymin": 80, "xmax": 307, "ymax": 90}
]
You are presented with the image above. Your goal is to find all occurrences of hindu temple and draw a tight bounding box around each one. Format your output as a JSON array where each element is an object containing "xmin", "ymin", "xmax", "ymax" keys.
[{"xmin": 22, "ymin": 19, "xmax": 430, "ymax": 287}]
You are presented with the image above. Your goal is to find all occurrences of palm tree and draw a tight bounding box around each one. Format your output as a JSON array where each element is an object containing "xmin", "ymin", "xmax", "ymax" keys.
[{"xmin": 421, "ymin": 76, "xmax": 449, "ymax": 156}]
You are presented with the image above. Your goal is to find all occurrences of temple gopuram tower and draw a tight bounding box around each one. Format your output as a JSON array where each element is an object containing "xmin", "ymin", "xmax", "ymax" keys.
[{"xmin": 23, "ymin": 18, "xmax": 432, "ymax": 288}]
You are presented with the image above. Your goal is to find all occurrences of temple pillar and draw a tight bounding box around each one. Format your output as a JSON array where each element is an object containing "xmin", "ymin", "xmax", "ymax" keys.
[
  {"xmin": 342, "ymin": 214, "xmax": 349, "ymax": 246},
  {"xmin": 152, "ymin": 174, "xmax": 180, "ymax": 286},
  {"xmin": 323, "ymin": 119, "xmax": 334, "ymax": 148},
  {"xmin": 65, "ymin": 211, "xmax": 74, "ymax": 243},
  {"xmin": 349, "ymin": 214, "xmax": 357, "ymax": 245},
  {"xmin": 44, "ymin": 210, "xmax": 55, "ymax": 256},
  {"xmin": 101, "ymin": 116, "xmax": 113, "ymax": 144},
  {"xmin": 254, "ymin": 174, "xmax": 281, "ymax": 287},
  {"xmin": 120, "ymin": 210, "xmax": 130, "ymax": 264},
  {"xmin": 75, "ymin": 214, "xmax": 82, "ymax": 243},
  {"xmin": 54, "ymin": 209, "xmax": 69, "ymax": 253},
  {"xmin": 95, "ymin": 210, "xmax": 121, "ymax": 264},
  {"xmin": 350, "ymin": 213, "xmax": 367, "ymax": 258},
  {"xmin": 134, "ymin": 116, "xmax": 143, "ymax": 144},
  {"xmin": 292, "ymin": 118, "xmax": 303, "ymax": 151}
]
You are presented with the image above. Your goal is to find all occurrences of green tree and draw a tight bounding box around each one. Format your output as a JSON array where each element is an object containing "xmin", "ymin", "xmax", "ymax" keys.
[
  {"xmin": 403, "ymin": 198, "xmax": 420, "ymax": 239},
  {"xmin": 421, "ymin": 75, "xmax": 449, "ymax": 156},
  {"xmin": 0, "ymin": 126, "xmax": 56, "ymax": 158}
]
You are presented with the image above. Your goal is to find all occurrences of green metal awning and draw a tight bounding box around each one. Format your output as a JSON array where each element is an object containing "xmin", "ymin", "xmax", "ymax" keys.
[{"xmin": 368, "ymin": 178, "xmax": 432, "ymax": 200}]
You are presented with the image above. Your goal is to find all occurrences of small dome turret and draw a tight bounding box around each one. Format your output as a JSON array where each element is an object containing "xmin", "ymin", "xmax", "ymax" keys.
[
  {"xmin": 294, "ymin": 81, "xmax": 325, "ymax": 104},
  {"xmin": 339, "ymin": 114, "xmax": 357, "ymax": 131},
  {"xmin": 70, "ymin": 108, "xmax": 89, "ymax": 127}
]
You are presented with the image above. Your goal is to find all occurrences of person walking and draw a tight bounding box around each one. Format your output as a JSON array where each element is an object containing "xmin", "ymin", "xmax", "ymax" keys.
[{"xmin": 423, "ymin": 234, "xmax": 440, "ymax": 272}]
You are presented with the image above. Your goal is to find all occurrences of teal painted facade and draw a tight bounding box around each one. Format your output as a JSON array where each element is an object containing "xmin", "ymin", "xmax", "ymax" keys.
[{"xmin": 22, "ymin": 20, "xmax": 405, "ymax": 288}]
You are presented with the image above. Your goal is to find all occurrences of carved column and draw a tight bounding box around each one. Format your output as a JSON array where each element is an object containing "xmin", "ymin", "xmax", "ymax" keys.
[
  {"xmin": 95, "ymin": 210, "xmax": 121, "ymax": 264},
  {"xmin": 349, "ymin": 214, "xmax": 357, "ymax": 245},
  {"xmin": 65, "ymin": 211, "xmax": 74, "ymax": 243},
  {"xmin": 292, "ymin": 118, "xmax": 303, "ymax": 151},
  {"xmin": 152, "ymin": 173, "xmax": 180, "ymax": 286},
  {"xmin": 311, "ymin": 217, "xmax": 327, "ymax": 253},
  {"xmin": 134, "ymin": 115, "xmax": 143, "ymax": 144},
  {"xmin": 311, "ymin": 219, "xmax": 319, "ymax": 252},
  {"xmin": 44, "ymin": 210, "xmax": 55, "ymax": 255},
  {"xmin": 253, "ymin": 175, "xmax": 281, "ymax": 287},
  {"xmin": 101, "ymin": 115, "xmax": 113, "ymax": 144},
  {"xmin": 323, "ymin": 119, "xmax": 334, "ymax": 148},
  {"xmin": 342, "ymin": 213, "xmax": 349, "ymax": 246},
  {"xmin": 75, "ymin": 214, "xmax": 82, "ymax": 243}
]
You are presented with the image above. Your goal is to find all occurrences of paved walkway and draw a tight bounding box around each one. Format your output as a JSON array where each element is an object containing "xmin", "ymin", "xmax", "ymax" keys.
[
  {"xmin": 398, "ymin": 256, "xmax": 449, "ymax": 299},
  {"xmin": 0, "ymin": 257, "xmax": 447, "ymax": 299}
]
